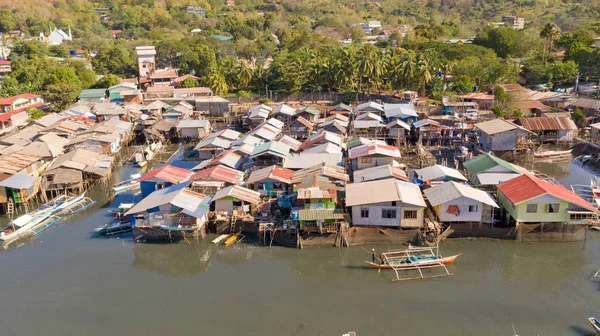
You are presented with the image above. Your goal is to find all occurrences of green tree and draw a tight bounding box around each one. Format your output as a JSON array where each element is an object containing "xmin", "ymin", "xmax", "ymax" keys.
[
  {"xmin": 0, "ymin": 10, "xmax": 18, "ymax": 32},
  {"xmin": 494, "ymin": 86, "xmax": 508, "ymax": 103},
  {"xmin": 0, "ymin": 77, "xmax": 20, "ymax": 97},
  {"xmin": 12, "ymin": 40, "xmax": 48, "ymax": 58},
  {"xmin": 236, "ymin": 62, "xmax": 253, "ymax": 90},
  {"xmin": 540, "ymin": 23, "xmax": 561, "ymax": 63},
  {"xmin": 572, "ymin": 108, "xmax": 587, "ymax": 128},
  {"xmin": 26, "ymin": 108, "xmax": 45, "ymax": 121},
  {"xmin": 180, "ymin": 77, "xmax": 199, "ymax": 88},
  {"xmin": 45, "ymin": 82, "xmax": 80, "ymax": 111},
  {"xmin": 416, "ymin": 55, "xmax": 432, "ymax": 96},
  {"xmin": 182, "ymin": 44, "xmax": 217, "ymax": 79},
  {"xmin": 94, "ymin": 74, "xmax": 121, "ymax": 88},
  {"xmin": 474, "ymin": 27, "xmax": 519, "ymax": 58},
  {"xmin": 92, "ymin": 43, "xmax": 135, "ymax": 76},
  {"xmin": 491, "ymin": 104, "xmax": 505, "ymax": 117},
  {"xmin": 209, "ymin": 71, "xmax": 229, "ymax": 96},
  {"xmin": 49, "ymin": 45, "xmax": 68, "ymax": 58}
]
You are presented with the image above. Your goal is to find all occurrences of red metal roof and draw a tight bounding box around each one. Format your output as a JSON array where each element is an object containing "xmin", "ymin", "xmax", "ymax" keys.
[
  {"xmin": 517, "ymin": 117, "xmax": 576, "ymax": 131},
  {"xmin": 139, "ymin": 164, "xmax": 192, "ymax": 183},
  {"xmin": 0, "ymin": 101, "xmax": 44, "ymax": 122},
  {"xmin": 498, "ymin": 84, "xmax": 524, "ymax": 92},
  {"xmin": 0, "ymin": 60, "xmax": 11, "ymax": 65},
  {"xmin": 0, "ymin": 94, "xmax": 39, "ymax": 105},
  {"xmin": 459, "ymin": 93, "xmax": 495, "ymax": 100},
  {"xmin": 497, "ymin": 174, "xmax": 596, "ymax": 212},
  {"xmin": 173, "ymin": 74, "xmax": 202, "ymax": 83},
  {"xmin": 191, "ymin": 165, "xmax": 243, "ymax": 184}
]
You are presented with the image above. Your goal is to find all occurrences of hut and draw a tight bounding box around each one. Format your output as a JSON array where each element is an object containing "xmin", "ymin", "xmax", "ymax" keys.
[
  {"xmin": 0, "ymin": 173, "xmax": 40, "ymax": 208},
  {"xmin": 21, "ymin": 133, "xmax": 68, "ymax": 159},
  {"xmin": 177, "ymin": 119, "xmax": 211, "ymax": 139},
  {"xmin": 353, "ymin": 164, "xmax": 408, "ymax": 183},
  {"xmin": 289, "ymin": 116, "xmax": 314, "ymax": 139},
  {"xmin": 463, "ymin": 153, "xmax": 527, "ymax": 187},
  {"xmin": 212, "ymin": 185, "xmax": 261, "ymax": 215},
  {"xmin": 249, "ymin": 141, "xmax": 291, "ymax": 169},
  {"xmin": 42, "ymin": 149, "xmax": 114, "ymax": 194},
  {"xmin": 424, "ymin": 181, "xmax": 498, "ymax": 224},
  {"xmin": 190, "ymin": 165, "xmax": 244, "ymax": 194},
  {"xmin": 413, "ymin": 164, "xmax": 468, "ymax": 184},
  {"xmin": 349, "ymin": 143, "xmax": 401, "ymax": 170},
  {"xmin": 475, "ymin": 119, "xmax": 535, "ymax": 152},
  {"xmin": 194, "ymin": 136, "xmax": 232, "ymax": 160},
  {"xmin": 295, "ymin": 107, "xmax": 321, "ymax": 122},
  {"xmin": 516, "ymin": 117, "xmax": 577, "ymax": 143},
  {"xmin": 138, "ymin": 165, "xmax": 193, "ymax": 198}
]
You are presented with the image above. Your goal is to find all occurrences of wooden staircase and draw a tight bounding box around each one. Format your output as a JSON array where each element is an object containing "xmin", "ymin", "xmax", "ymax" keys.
[
  {"xmin": 229, "ymin": 214, "xmax": 237, "ymax": 233},
  {"xmin": 6, "ymin": 198, "xmax": 14, "ymax": 218}
]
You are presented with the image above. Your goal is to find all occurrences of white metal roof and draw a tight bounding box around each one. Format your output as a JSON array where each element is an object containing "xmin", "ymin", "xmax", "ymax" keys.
[
  {"xmin": 177, "ymin": 119, "xmax": 210, "ymax": 129},
  {"xmin": 384, "ymin": 103, "xmax": 418, "ymax": 119},
  {"xmin": 476, "ymin": 173, "xmax": 521, "ymax": 185},
  {"xmin": 423, "ymin": 181, "xmax": 498, "ymax": 207},
  {"xmin": 345, "ymin": 178, "xmax": 425, "ymax": 207},
  {"xmin": 284, "ymin": 153, "xmax": 343, "ymax": 169},
  {"xmin": 303, "ymin": 142, "xmax": 342, "ymax": 154},
  {"xmin": 414, "ymin": 165, "xmax": 467, "ymax": 182}
]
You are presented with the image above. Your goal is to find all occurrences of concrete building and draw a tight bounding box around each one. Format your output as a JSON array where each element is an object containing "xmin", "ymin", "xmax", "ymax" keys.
[
  {"xmin": 475, "ymin": 119, "xmax": 534, "ymax": 152},
  {"xmin": 136, "ymin": 46, "xmax": 156, "ymax": 78},
  {"xmin": 424, "ymin": 181, "xmax": 498, "ymax": 224}
]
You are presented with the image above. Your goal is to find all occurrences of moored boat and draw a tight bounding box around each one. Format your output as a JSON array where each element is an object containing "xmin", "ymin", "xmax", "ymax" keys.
[
  {"xmin": 588, "ymin": 317, "xmax": 600, "ymax": 333},
  {"xmin": 113, "ymin": 174, "xmax": 142, "ymax": 194},
  {"xmin": 365, "ymin": 253, "xmax": 461, "ymax": 269},
  {"xmin": 0, "ymin": 205, "xmax": 59, "ymax": 243},
  {"xmin": 533, "ymin": 149, "xmax": 572, "ymax": 158}
]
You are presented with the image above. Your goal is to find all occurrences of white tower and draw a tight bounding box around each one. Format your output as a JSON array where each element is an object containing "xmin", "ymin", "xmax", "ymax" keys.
[{"xmin": 135, "ymin": 46, "xmax": 156, "ymax": 78}]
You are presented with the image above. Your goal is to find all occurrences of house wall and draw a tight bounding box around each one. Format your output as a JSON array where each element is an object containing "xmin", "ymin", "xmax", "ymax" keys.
[
  {"xmin": 482, "ymin": 130, "xmax": 518, "ymax": 151},
  {"xmin": 355, "ymin": 156, "xmax": 394, "ymax": 170},
  {"xmin": 389, "ymin": 128, "xmax": 405, "ymax": 138},
  {"xmin": 181, "ymin": 128, "xmax": 200, "ymax": 138},
  {"xmin": 351, "ymin": 201, "xmax": 423, "ymax": 228},
  {"xmin": 498, "ymin": 192, "xmax": 569, "ymax": 223},
  {"xmin": 433, "ymin": 196, "xmax": 484, "ymax": 222},
  {"xmin": 303, "ymin": 197, "xmax": 336, "ymax": 209},
  {"xmin": 215, "ymin": 199, "xmax": 233, "ymax": 214},
  {"xmin": 592, "ymin": 126, "xmax": 600, "ymax": 141}
]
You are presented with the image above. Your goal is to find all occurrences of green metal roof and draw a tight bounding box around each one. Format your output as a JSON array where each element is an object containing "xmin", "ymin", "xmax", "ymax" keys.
[
  {"xmin": 250, "ymin": 141, "xmax": 290, "ymax": 158},
  {"xmin": 463, "ymin": 153, "xmax": 520, "ymax": 176},
  {"xmin": 333, "ymin": 103, "xmax": 352, "ymax": 111},
  {"xmin": 297, "ymin": 107, "xmax": 320, "ymax": 115},
  {"xmin": 79, "ymin": 88, "xmax": 107, "ymax": 99}
]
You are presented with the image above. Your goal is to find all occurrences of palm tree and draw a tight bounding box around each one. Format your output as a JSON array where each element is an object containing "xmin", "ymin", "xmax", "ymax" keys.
[
  {"xmin": 400, "ymin": 50, "xmax": 417, "ymax": 89},
  {"xmin": 236, "ymin": 62, "xmax": 253, "ymax": 89},
  {"xmin": 417, "ymin": 55, "xmax": 432, "ymax": 97},
  {"xmin": 540, "ymin": 23, "xmax": 561, "ymax": 63},
  {"xmin": 439, "ymin": 61, "xmax": 453, "ymax": 91},
  {"xmin": 209, "ymin": 71, "xmax": 229, "ymax": 96}
]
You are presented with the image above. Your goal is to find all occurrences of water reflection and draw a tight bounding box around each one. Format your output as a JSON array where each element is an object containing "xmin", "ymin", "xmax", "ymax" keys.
[{"xmin": 132, "ymin": 242, "xmax": 212, "ymax": 276}]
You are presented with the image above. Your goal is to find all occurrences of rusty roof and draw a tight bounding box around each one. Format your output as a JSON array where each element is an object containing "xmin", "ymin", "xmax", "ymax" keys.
[
  {"xmin": 246, "ymin": 165, "xmax": 294, "ymax": 184},
  {"xmin": 191, "ymin": 165, "xmax": 244, "ymax": 184},
  {"xmin": 295, "ymin": 116, "xmax": 314, "ymax": 130},
  {"xmin": 213, "ymin": 185, "xmax": 261, "ymax": 204},
  {"xmin": 348, "ymin": 143, "xmax": 401, "ymax": 159},
  {"xmin": 517, "ymin": 117, "xmax": 577, "ymax": 131},
  {"xmin": 139, "ymin": 165, "xmax": 193, "ymax": 183},
  {"xmin": 291, "ymin": 163, "xmax": 349, "ymax": 183},
  {"xmin": 0, "ymin": 153, "xmax": 44, "ymax": 175}
]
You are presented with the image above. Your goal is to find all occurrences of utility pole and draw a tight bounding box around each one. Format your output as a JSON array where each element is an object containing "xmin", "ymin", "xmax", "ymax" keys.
[{"xmin": 575, "ymin": 72, "xmax": 580, "ymax": 94}]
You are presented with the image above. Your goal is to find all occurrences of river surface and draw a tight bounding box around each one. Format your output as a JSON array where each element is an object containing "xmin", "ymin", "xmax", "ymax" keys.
[{"xmin": 2, "ymin": 152, "xmax": 600, "ymax": 336}]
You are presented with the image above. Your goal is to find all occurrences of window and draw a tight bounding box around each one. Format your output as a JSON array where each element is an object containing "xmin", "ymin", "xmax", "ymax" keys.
[
  {"xmin": 468, "ymin": 205, "xmax": 478, "ymax": 212},
  {"xmin": 391, "ymin": 201, "xmax": 397, "ymax": 206},
  {"xmin": 360, "ymin": 157, "xmax": 372, "ymax": 164},
  {"xmin": 142, "ymin": 64, "xmax": 146, "ymax": 68},
  {"xmin": 258, "ymin": 183, "xmax": 265, "ymax": 190},
  {"xmin": 382, "ymin": 209, "xmax": 397, "ymax": 219},
  {"xmin": 526, "ymin": 204, "xmax": 538, "ymax": 213},
  {"xmin": 403, "ymin": 210, "xmax": 418, "ymax": 219},
  {"xmin": 360, "ymin": 208, "xmax": 369, "ymax": 218},
  {"xmin": 546, "ymin": 203, "xmax": 560, "ymax": 213}
]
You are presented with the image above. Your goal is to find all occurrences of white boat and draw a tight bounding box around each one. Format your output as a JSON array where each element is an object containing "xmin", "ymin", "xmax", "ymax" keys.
[
  {"xmin": 589, "ymin": 317, "xmax": 600, "ymax": 333},
  {"xmin": 113, "ymin": 173, "xmax": 142, "ymax": 193},
  {"xmin": 533, "ymin": 149, "xmax": 572, "ymax": 158},
  {"xmin": 0, "ymin": 206, "xmax": 58, "ymax": 243}
]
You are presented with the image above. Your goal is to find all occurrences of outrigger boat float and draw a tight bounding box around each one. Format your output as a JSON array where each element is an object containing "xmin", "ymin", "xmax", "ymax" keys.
[
  {"xmin": 113, "ymin": 174, "xmax": 142, "ymax": 194},
  {"xmin": 365, "ymin": 244, "xmax": 460, "ymax": 281}
]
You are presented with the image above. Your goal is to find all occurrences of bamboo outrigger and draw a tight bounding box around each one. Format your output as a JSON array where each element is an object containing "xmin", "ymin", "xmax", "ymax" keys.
[{"xmin": 365, "ymin": 245, "xmax": 459, "ymax": 281}]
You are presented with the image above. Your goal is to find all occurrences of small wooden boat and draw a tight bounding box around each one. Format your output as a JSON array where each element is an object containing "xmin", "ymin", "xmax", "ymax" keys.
[
  {"xmin": 95, "ymin": 221, "xmax": 133, "ymax": 235},
  {"xmin": 224, "ymin": 232, "xmax": 243, "ymax": 247},
  {"xmin": 113, "ymin": 174, "xmax": 142, "ymax": 194},
  {"xmin": 365, "ymin": 253, "xmax": 460, "ymax": 269},
  {"xmin": 589, "ymin": 317, "xmax": 600, "ymax": 333},
  {"xmin": 212, "ymin": 234, "xmax": 231, "ymax": 245},
  {"xmin": 533, "ymin": 149, "xmax": 572, "ymax": 158}
]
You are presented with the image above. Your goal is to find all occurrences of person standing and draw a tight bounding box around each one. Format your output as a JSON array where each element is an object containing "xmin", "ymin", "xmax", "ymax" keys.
[{"xmin": 371, "ymin": 248, "xmax": 376, "ymax": 263}]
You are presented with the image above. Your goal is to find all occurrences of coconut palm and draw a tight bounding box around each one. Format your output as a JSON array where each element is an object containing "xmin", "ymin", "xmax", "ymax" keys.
[
  {"xmin": 540, "ymin": 23, "xmax": 561, "ymax": 63},
  {"xmin": 417, "ymin": 55, "xmax": 432, "ymax": 96},
  {"xmin": 236, "ymin": 62, "xmax": 253, "ymax": 89},
  {"xmin": 400, "ymin": 50, "xmax": 417, "ymax": 88},
  {"xmin": 209, "ymin": 71, "xmax": 229, "ymax": 96}
]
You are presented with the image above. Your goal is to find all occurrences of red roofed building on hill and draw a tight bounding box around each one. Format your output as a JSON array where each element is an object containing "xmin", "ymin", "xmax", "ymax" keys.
[
  {"xmin": 496, "ymin": 174, "xmax": 598, "ymax": 241},
  {"xmin": 139, "ymin": 164, "xmax": 193, "ymax": 198}
]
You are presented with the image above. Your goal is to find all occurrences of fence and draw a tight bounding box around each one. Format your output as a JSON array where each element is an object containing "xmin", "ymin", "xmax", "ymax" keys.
[{"xmin": 225, "ymin": 92, "xmax": 405, "ymax": 105}]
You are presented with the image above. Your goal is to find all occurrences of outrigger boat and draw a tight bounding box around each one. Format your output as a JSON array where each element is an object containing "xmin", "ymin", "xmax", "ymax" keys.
[
  {"xmin": 95, "ymin": 203, "xmax": 136, "ymax": 236},
  {"xmin": 589, "ymin": 317, "xmax": 600, "ymax": 334},
  {"xmin": 365, "ymin": 244, "xmax": 459, "ymax": 281},
  {"xmin": 113, "ymin": 173, "xmax": 142, "ymax": 194},
  {"xmin": 533, "ymin": 149, "xmax": 572, "ymax": 158}
]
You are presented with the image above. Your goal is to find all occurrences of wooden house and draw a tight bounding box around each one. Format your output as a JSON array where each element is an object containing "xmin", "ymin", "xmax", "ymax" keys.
[
  {"xmin": 413, "ymin": 164, "xmax": 468, "ymax": 184},
  {"xmin": 194, "ymin": 136, "xmax": 232, "ymax": 160},
  {"xmin": 516, "ymin": 117, "xmax": 577, "ymax": 143},
  {"xmin": 177, "ymin": 119, "xmax": 211, "ymax": 139},
  {"xmin": 295, "ymin": 107, "xmax": 321, "ymax": 122},
  {"xmin": 352, "ymin": 101, "xmax": 384, "ymax": 117},
  {"xmin": 42, "ymin": 149, "xmax": 114, "ymax": 194},
  {"xmin": 496, "ymin": 174, "xmax": 598, "ymax": 241},
  {"xmin": 463, "ymin": 153, "xmax": 527, "ymax": 187},
  {"xmin": 568, "ymin": 98, "xmax": 600, "ymax": 116},
  {"xmin": 353, "ymin": 164, "xmax": 408, "ymax": 183},
  {"xmin": 0, "ymin": 173, "xmax": 41, "ymax": 207},
  {"xmin": 249, "ymin": 141, "xmax": 291, "ymax": 169},
  {"xmin": 247, "ymin": 104, "xmax": 272, "ymax": 126},
  {"xmin": 345, "ymin": 178, "xmax": 426, "ymax": 228},
  {"xmin": 272, "ymin": 104, "xmax": 296, "ymax": 125},
  {"xmin": 384, "ymin": 103, "xmax": 418, "ymax": 123},
  {"xmin": 289, "ymin": 116, "xmax": 313, "ymax": 139},
  {"xmin": 386, "ymin": 119, "xmax": 410, "ymax": 143}
]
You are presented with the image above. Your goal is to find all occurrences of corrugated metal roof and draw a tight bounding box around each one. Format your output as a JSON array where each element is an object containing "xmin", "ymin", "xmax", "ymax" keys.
[
  {"xmin": 353, "ymin": 120, "xmax": 384, "ymax": 129},
  {"xmin": 284, "ymin": 153, "xmax": 343, "ymax": 169},
  {"xmin": 346, "ymin": 137, "xmax": 385, "ymax": 149},
  {"xmin": 349, "ymin": 143, "xmax": 400, "ymax": 159},
  {"xmin": 0, "ymin": 152, "xmax": 44, "ymax": 175},
  {"xmin": 207, "ymin": 129, "xmax": 241, "ymax": 141},
  {"xmin": 303, "ymin": 142, "xmax": 342, "ymax": 154},
  {"xmin": 296, "ymin": 187, "xmax": 336, "ymax": 199},
  {"xmin": 497, "ymin": 174, "xmax": 596, "ymax": 212},
  {"xmin": 266, "ymin": 118, "xmax": 284, "ymax": 130},
  {"xmin": 384, "ymin": 103, "xmax": 418, "ymax": 119},
  {"xmin": 33, "ymin": 113, "xmax": 63, "ymax": 127},
  {"xmin": 251, "ymin": 124, "xmax": 281, "ymax": 141},
  {"xmin": 291, "ymin": 163, "xmax": 349, "ymax": 183},
  {"xmin": 345, "ymin": 178, "xmax": 425, "ymax": 207},
  {"xmin": 232, "ymin": 134, "xmax": 263, "ymax": 147},
  {"xmin": 463, "ymin": 153, "xmax": 526, "ymax": 176},
  {"xmin": 194, "ymin": 136, "xmax": 232, "ymax": 150},
  {"xmin": 386, "ymin": 119, "xmax": 411, "ymax": 130},
  {"xmin": 277, "ymin": 136, "xmax": 302, "ymax": 151},
  {"xmin": 353, "ymin": 164, "xmax": 408, "ymax": 182},
  {"xmin": 0, "ymin": 173, "xmax": 37, "ymax": 189},
  {"xmin": 272, "ymin": 104, "xmax": 296, "ymax": 116},
  {"xmin": 213, "ymin": 185, "xmax": 261, "ymax": 204},
  {"xmin": 569, "ymin": 98, "xmax": 600, "ymax": 110},
  {"xmin": 517, "ymin": 117, "xmax": 577, "ymax": 131},
  {"xmin": 295, "ymin": 116, "xmax": 314, "ymax": 130},
  {"xmin": 191, "ymin": 165, "xmax": 244, "ymax": 184},
  {"xmin": 139, "ymin": 165, "xmax": 193, "ymax": 183},
  {"xmin": 246, "ymin": 165, "xmax": 294, "ymax": 184},
  {"xmin": 353, "ymin": 101, "xmax": 384, "ymax": 113},
  {"xmin": 297, "ymin": 107, "xmax": 320, "ymax": 115},
  {"xmin": 125, "ymin": 181, "xmax": 210, "ymax": 217},
  {"xmin": 414, "ymin": 165, "xmax": 467, "ymax": 182},
  {"xmin": 177, "ymin": 119, "xmax": 210, "ymax": 129},
  {"xmin": 297, "ymin": 209, "xmax": 344, "ymax": 221},
  {"xmin": 424, "ymin": 181, "xmax": 498, "ymax": 207},
  {"xmin": 476, "ymin": 173, "xmax": 521, "ymax": 185},
  {"xmin": 299, "ymin": 130, "xmax": 342, "ymax": 150},
  {"xmin": 250, "ymin": 141, "xmax": 291, "ymax": 159},
  {"xmin": 355, "ymin": 112, "xmax": 383, "ymax": 122}
]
